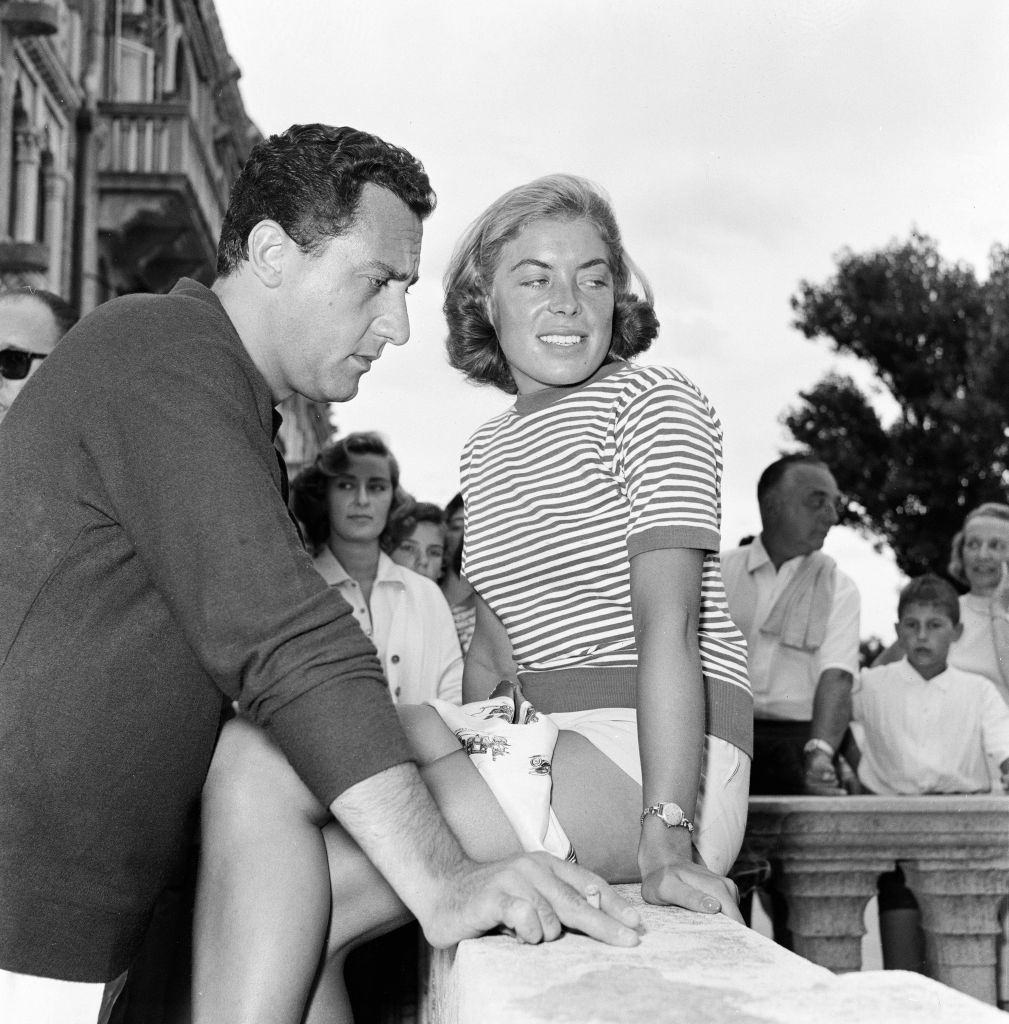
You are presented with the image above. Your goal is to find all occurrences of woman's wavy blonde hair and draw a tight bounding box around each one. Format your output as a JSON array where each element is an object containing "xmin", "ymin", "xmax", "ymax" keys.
[
  {"xmin": 947, "ymin": 502, "xmax": 1009, "ymax": 586},
  {"xmin": 443, "ymin": 174, "xmax": 659, "ymax": 394}
]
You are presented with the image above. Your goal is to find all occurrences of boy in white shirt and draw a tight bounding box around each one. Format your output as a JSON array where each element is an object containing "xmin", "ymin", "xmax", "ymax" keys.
[
  {"xmin": 846, "ymin": 573, "xmax": 1009, "ymax": 971},
  {"xmin": 850, "ymin": 574, "xmax": 1009, "ymax": 796}
]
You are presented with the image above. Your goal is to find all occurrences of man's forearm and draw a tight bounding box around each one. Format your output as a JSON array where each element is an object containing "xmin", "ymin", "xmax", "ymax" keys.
[
  {"xmin": 331, "ymin": 762, "xmax": 467, "ymax": 922},
  {"xmin": 810, "ymin": 668, "xmax": 853, "ymax": 750}
]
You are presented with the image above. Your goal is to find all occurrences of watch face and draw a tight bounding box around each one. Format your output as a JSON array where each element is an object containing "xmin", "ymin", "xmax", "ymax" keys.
[{"xmin": 659, "ymin": 803, "xmax": 684, "ymax": 827}]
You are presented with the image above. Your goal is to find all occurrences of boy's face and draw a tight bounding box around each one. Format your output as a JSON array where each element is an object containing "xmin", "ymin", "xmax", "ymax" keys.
[{"xmin": 896, "ymin": 601, "xmax": 963, "ymax": 680}]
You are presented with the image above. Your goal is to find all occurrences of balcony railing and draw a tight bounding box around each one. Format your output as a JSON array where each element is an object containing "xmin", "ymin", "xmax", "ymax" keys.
[{"xmin": 96, "ymin": 101, "xmax": 229, "ymax": 242}]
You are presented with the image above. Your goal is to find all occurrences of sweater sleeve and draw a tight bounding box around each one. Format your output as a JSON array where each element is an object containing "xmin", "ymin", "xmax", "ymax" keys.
[{"xmin": 80, "ymin": 303, "xmax": 410, "ymax": 805}]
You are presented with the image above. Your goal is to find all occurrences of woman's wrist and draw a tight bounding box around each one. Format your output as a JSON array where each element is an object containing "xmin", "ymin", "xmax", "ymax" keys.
[{"xmin": 638, "ymin": 816, "xmax": 694, "ymax": 874}]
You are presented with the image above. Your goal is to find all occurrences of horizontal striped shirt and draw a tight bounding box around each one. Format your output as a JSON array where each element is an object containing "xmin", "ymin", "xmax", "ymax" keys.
[{"xmin": 461, "ymin": 361, "xmax": 752, "ymax": 753}]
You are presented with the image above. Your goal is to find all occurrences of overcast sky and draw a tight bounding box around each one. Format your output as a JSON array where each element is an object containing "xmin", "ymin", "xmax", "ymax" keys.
[{"xmin": 213, "ymin": 0, "xmax": 1009, "ymax": 640}]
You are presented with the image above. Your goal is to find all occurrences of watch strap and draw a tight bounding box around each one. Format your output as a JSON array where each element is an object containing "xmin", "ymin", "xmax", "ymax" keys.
[
  {"xmin": 640, "ymin": 803, "xmax": 695, "ymax": 834},
  {"xmin": 803, "ymin": 737, "xmax": 835, "ymax": 758}
]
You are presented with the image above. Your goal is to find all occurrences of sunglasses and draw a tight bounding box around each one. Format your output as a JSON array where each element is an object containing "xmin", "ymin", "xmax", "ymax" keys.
[{"xmin": 0, "ymin": 348, "xmax": 48, "ymax": 380}]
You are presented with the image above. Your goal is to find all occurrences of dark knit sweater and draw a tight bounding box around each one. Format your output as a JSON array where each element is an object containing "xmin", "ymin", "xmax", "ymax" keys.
[{"xmin": 0, "ymin": 279, "xmax": 410, "ymax": 981}]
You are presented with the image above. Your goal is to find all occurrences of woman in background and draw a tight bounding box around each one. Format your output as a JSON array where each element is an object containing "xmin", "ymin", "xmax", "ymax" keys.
[
  {"xmin": 291, "ymin": 432, "xmax": 461, "ymax": 706},
  {"xmin": 387, "ymin": 500, "xmax": 448, "ymax": 583}
]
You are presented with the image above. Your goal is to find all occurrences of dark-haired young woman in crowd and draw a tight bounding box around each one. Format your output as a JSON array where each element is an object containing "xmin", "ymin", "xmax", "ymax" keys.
[
  {"xmin": 290, "ymin": 432, "xmax": 461, "ymax": 706},
  {"xmin": 195, "ymin": 175, "xmax": 752, "ymax": 1024}
]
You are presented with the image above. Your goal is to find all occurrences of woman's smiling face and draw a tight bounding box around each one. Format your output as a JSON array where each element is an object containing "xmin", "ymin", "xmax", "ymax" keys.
[
  {"xmin": 962, "ymin": 515, "xmax": 1009, "ymax": 595},
  {"xmin": 488, "ymin": 217, "xmax": 615, "ymax": 396}
]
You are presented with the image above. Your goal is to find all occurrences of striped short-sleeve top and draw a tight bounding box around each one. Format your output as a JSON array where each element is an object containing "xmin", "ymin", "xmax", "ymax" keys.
[{"xmin": 461, "ymin": 360, "xmax": 753, "ymax": 754}]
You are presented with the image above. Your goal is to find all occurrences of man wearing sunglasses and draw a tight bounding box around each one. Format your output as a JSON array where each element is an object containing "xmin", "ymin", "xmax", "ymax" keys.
[{"xmin": 0, "ymin": 287, "xmax": 78, "ymax": 425}]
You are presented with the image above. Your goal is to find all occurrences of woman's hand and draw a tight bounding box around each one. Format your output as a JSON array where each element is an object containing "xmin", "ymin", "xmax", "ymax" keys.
[
  {"xmin": 639, "ymin": 857, "xmax": 743, "ymax": 923},
  {"xmin": 991, "ymin": 562, "xmax": 1009, "ymax": 616}
]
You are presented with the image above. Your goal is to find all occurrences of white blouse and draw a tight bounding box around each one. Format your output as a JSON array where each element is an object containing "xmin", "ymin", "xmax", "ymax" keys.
[{"xmin": 313, "ymin": 548, "xmax": 462, "ymax": 705}]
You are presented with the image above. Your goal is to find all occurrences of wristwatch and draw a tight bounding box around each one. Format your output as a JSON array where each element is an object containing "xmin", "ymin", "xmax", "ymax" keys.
[
  {"xmin": 803, "ymin": 738, "xmax": 835, "ymax": 758},
  {"xmin": 640, "ymin": 802, "xmax": 695, "ymax": 834}
]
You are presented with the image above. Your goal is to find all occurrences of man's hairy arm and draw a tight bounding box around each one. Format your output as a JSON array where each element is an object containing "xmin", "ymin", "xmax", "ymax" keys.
[{"xmin": 331, "ymin": 762, "xmax": 642, "ymax": 947}]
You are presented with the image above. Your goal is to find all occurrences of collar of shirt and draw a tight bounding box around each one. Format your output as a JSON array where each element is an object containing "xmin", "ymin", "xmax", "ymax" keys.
[
  {"xmin": 745, "ymin": 534, "xmax": 810, "ymax": 583},
  {"xmin": 894, "ymin": 656, "xmax": 953, "ymax": 692},
  {"xmin": 312, "ymin": 548, "xmax": 406, "ymax": 591}
]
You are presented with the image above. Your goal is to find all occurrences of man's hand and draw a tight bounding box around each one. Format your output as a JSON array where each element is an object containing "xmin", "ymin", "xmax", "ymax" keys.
[
  {"xmin": 419, "ymin": 852, "xmax": 643, "ymax": 949},
  {"xmin": 803, "ymin": 748, "xmax": 847, "ymax": 796},
  {"xmin": 640, "ymin": 859, "xmax": 743, "ymax": 923}
]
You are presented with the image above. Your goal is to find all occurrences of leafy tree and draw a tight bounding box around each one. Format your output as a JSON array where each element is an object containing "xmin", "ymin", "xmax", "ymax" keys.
[{"xmin": 785, "ymin": 230, "xmax": 1009, "ymax": 578}]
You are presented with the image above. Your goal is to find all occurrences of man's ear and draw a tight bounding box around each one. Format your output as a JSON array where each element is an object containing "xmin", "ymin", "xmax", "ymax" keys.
[
  {"xmin": 246, "ymin": 220, "xmax": 289, "ymax": 289},
  {"xmin": 952, "ymin": 621, "xmax": 964, "ymax": 641}
]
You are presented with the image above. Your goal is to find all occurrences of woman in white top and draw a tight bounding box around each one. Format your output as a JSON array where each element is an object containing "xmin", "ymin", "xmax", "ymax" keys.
[
  {"xmin": 290, "ymin": 432, "xmax": 462, "ymax": 705},
  {"xmin": 945, "ymin": 502, "xmax": 1009, "ymax": 704},
  {"xmin": 875, "ymin": 502, "xmax": 1009, "ymax": 705}
]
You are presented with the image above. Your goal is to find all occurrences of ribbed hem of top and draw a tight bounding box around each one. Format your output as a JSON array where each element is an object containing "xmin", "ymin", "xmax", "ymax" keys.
[
  {"xmin": 627, "ymin": 524, "xmax": 720, "ymax": 557},
  {"xmin": 518, "ymin": 667, "xmax": 637, "ymax": 712},
  {"xmin": 518, "ymin": 667, "xmax": 753, "ymax": 757}
]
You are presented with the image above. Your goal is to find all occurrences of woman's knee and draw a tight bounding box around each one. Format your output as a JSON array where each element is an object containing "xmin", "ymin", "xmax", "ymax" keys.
[{"xmin": 202, "ymin": 716, "xmax": 328, "ymax": 832}]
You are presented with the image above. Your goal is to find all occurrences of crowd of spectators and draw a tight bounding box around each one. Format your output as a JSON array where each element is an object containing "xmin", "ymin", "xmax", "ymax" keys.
[
  {"xmin": 2, "ymin": 123, "xmax": 1008, "ymax": 1024},
  {"xmin": 4, "ymin": 281, "xmax": 1008, "ymax": 999},
  {"xmin": 720, "ymin": 450, "xmax": 1009, "ymax": 971}
]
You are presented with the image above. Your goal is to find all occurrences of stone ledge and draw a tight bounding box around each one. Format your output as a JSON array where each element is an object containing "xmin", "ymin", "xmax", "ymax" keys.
[{"xmin": 422, "ymin": 885, "xmax": 1006, "ymax": 1024}]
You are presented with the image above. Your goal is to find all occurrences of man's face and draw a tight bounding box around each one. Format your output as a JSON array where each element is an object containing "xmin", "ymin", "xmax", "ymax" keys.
[
  {"xmin": 762, "ymin": 463, "xmax": 841, "ymax": 560},
  {"xmin": 273, "ymin": 184, "xmax": 423, "ymax": 404},
  {"xmin": 0, "ymin": 296, "xmax": 62, "ymax": 423}
]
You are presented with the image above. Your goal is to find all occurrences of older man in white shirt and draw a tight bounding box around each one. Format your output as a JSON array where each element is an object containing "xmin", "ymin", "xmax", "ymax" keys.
[
  {"xmin": 721, "ymin": 453, "xmax": 861, "ymax": 947},
  {"xmin": 721, "ymin": 453, "xmax": 860, "ymax": 797}
]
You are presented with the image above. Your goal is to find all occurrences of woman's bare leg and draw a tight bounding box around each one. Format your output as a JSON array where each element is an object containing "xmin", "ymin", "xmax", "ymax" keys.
[
  {"xmin": 194, "ymin": 707, "xmax": 644, "ymax": 1024},
  {"xmin": 193, "ymin": 717, "xmax": 334, "ymax": 1024},
  {"xmin": 303, "ymin": 710, "xmax": 644, "ymax": 1023}
]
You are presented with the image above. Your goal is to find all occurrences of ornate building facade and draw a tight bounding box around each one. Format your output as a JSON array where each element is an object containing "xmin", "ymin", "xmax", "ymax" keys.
[{"xmin": 0, "ymin": 0, "xmax": 330, "ymax": 469}]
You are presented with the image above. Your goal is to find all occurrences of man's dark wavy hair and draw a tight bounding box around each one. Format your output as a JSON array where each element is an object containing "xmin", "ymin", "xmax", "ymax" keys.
[
  {"xmin": 216, "ymin": 124, "xmax": 436, "ymax": 276},
  {"xmin": 443, "ymin": 174, "xmax": 658, "ymax": 394}
]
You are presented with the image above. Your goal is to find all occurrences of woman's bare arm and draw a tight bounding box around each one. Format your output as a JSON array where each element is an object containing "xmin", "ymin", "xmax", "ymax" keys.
[{"xmin": 462, "ymin": 592, "xmax": 518, "ymax": 702}]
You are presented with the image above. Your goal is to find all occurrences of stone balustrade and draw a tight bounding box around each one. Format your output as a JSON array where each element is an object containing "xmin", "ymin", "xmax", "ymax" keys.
[
  {"xmin": 421, "ymin": 885, "xmax": 1007, "ymax": 1024},
  {"xmin": 740, "ymin": 794, "xmax": 1009, "ymax": 1005}
]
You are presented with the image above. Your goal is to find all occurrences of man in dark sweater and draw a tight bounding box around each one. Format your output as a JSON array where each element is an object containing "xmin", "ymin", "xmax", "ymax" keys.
[{"xmin": 0, "ymin": 125, "xmax": 639, "ymax": 1022}]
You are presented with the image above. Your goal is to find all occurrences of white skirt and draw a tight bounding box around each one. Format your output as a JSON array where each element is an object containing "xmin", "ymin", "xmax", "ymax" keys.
[{"xmin": 429, "ymin": 697, "xmax": 750, "ymax": 876}]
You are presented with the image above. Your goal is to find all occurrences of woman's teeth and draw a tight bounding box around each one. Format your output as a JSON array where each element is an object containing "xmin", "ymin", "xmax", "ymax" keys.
[{"xmin": 539, "ymin": 335, "xmax": 583, "ymax": 346}]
